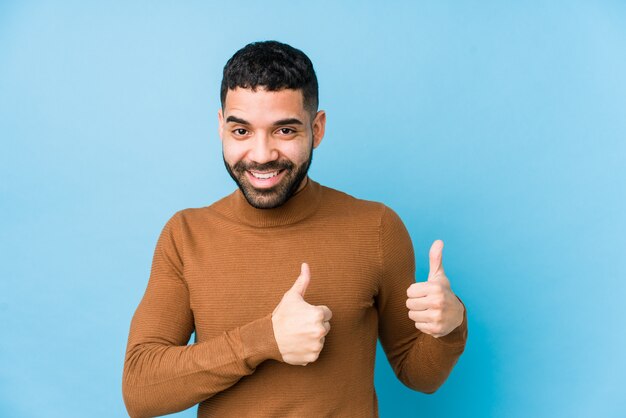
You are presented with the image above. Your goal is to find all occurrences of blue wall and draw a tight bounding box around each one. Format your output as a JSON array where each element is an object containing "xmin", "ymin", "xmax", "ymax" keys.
[{"xmin": 1, "ymin": 1, "xmax": 625, "ymax": 417}]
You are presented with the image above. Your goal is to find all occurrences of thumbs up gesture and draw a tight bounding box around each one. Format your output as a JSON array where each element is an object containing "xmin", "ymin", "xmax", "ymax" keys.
[
  {"xmin": 272, "ymin": 263, "xmax": 333, "ymax": 366},
  {"xmin": 406, "ymin": 240, "xmax": 464, "ymax": 338}
]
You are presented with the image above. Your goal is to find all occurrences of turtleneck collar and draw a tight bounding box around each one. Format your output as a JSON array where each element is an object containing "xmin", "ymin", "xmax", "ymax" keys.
[{"xmin": 230, "ymin": 177, "xmax": 322, "ymax": 228}]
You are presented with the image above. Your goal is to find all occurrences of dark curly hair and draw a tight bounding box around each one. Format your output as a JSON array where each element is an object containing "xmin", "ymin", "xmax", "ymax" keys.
[{"xmin": 220, "ymin": 40, "xmax": 319, "ymax": 114}]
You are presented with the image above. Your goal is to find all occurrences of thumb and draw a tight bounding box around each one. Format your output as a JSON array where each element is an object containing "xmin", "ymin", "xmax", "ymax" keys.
[
  {"xmin": 289, "ymin": 262, "xmax": 311, "ymax": 297},
  {"xmin": 428, "ymin": 240, "xmax": 444, "ymax": 281}
]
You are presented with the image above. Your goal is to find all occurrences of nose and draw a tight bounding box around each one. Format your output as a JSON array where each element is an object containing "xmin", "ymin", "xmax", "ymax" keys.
[{"xmin": 248, "ymin": 133, "xmax": 279, "ymax": 164}]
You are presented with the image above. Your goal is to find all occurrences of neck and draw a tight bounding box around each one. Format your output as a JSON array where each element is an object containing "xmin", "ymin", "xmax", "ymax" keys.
[
  {"xmin": 295, "ymin": 176, "xmax": 309, "ymax": 194},
  {"xmin": 231, "ymin": 178, "xmax": 322, "ymax": 228}
]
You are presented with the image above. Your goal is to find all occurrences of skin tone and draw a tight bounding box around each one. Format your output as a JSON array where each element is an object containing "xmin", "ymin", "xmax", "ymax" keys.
[
  {"xmin": 272, "ymin": 262, "xmax": 332, "ymax": 366},
  {"xmin": 218, "ymin": 87, "xmax": 464, "ymax": 366},
  {"xmin": 406, "ymin": 240, "xmax": 465, "ymax": 338},
  {"xmin": 218, "ymin": 87, "xmax": 326, "ymax": 209}
]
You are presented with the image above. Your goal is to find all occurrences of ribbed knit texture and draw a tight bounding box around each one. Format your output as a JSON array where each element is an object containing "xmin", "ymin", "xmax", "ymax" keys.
[{"xmin": 122, "ymin": 179, "xmax": 467, "ymax": 418}]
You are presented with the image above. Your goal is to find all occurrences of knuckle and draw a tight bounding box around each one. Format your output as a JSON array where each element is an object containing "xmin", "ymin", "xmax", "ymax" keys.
[
  {"xmin": 406, "ymin": 285, "xmax": 415, "ymax": 297},
  {"xmin": 313, "ymin": 328, "xmax": 325, "ymax": 339},
  {"xmin": 419, "ymin": 323, "xmax": 435, "ymax": 333},
  {"xmin": 432, "ymin": 311, "xmax": 443, "ymax": 323},
  {"xmin": 313, "ymin": 310, "xmax": 325, "ymax": 322}
]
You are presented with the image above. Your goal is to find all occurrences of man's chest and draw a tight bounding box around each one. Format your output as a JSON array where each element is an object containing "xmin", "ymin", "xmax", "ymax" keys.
[{"xmin": 181, "ymin": 223, "xmax": 381, "ymax": 339}]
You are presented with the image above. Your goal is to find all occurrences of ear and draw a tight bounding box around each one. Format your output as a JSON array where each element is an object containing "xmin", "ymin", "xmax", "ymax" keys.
[
  {"xmin": 217, "ymin": 108, "xmax": 224, "ymax": 142},
  {"xmin": 312, "ymin": 110, "xmax": 326, "ymax": 149}
]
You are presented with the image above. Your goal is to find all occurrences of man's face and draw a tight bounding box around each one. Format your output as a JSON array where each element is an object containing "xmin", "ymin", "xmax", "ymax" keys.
[{"xmin": 218, "ymin": 87, "xmax": 326, "ymax": 209}]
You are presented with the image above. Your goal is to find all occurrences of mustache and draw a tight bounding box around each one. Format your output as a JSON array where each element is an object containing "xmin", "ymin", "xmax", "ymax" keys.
[{"xmin": 232, "ymin": 160, "xmax": 295, "ymax": 172}]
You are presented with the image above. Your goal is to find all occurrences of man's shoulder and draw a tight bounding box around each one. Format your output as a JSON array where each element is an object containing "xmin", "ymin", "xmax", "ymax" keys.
[
  {"xmin": 318, "ymin": 183, "xmax": 391, "ymax": 223},
  {"xmin": 164, "ymin": 191, "xmax": 238, "ymax": 227}
]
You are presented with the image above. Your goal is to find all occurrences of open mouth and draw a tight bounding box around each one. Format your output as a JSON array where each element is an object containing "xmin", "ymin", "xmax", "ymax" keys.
[
  {"xmin": 245, "ymin": 169, "xmax": 286, "ymax": 188},
  {"xmin": 249, "ymin": 170, "xmax": 282, "ymax": 179}
]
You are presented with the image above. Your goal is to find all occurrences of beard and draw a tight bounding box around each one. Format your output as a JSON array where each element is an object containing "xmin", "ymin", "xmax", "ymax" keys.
[{"xmin": 223, "ymin": 146, "xmax": 313, "ymax": 209}]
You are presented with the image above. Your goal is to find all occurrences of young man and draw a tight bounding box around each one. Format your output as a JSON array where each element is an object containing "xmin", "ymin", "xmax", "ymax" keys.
[{"xmin": 123, "ymin": 40, "xmax": 467, "ymax": 418}]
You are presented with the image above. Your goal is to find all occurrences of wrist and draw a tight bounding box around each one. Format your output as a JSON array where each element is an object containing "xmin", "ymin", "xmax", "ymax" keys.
[{"xmin": 239, "ymin": 313, "xmax": 284, "ymax": 368}]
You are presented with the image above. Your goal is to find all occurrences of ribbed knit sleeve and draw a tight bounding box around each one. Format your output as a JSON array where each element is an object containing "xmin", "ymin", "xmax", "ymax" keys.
[
  {"xmin": 122, "ymin": 212, "xmax": 283, "ymax": 418},
  {"xmin": 376, "ymin": 206, "xmax": 467, "ymax": 393}
]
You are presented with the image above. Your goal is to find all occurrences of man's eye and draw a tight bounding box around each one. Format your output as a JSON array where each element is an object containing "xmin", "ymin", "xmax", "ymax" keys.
[
  {"xmin": 233, "ymin": 128, "xmax": 248, "ymax": 136},
  {"xmin": 278, "ymin": 128, "xmax": 295, "ymax": 135}
]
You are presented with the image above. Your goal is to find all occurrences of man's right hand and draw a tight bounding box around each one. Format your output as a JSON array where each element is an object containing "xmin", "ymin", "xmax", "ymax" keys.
[{"xmin": 271, "ymin": 263, "xmax": 332, "ymax": 366}]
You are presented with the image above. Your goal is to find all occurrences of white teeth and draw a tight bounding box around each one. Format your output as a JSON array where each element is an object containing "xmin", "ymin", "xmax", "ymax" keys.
[{"xmin": 250, "ymin": 171, "xmax": 279, "ymax": 179}]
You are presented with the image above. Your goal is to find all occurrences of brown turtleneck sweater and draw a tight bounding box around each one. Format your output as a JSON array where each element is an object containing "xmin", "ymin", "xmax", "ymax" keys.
[{"xmin": 122, "ymin": 179, "xmax": 467, "ymax": 418}]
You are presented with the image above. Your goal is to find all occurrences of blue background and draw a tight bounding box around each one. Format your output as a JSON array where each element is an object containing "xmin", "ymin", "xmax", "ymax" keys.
[{"xmin": 1, "ymin": 1, "xmax": 625, "ymax": 417}]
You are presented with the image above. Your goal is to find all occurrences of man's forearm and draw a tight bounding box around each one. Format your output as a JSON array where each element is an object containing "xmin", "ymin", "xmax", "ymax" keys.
[
  {"xmin": 394, "ymin": 310, "xmax": 467, "ymax": 393},
  {"xmin": 122, "ymin": 314, "xmax": 282, "ymax": 418}
]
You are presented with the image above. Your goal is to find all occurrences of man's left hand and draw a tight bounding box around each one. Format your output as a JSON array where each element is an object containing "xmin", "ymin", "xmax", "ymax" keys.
[{"xmin": 405, "ymin": 240, "xmax": 464, "ymax": 338}]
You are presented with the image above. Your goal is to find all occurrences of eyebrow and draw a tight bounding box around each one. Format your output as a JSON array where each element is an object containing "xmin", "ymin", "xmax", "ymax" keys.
[
  {"xmin": 273, "ymin": 118, "xmax": 303, "ymax": 126},
  {"xmin": 225, "ymin": 116, "xmax": 304, "ymax": 126},
  {"xmin": 225, "ymin": 116, "xmax": 250, "ymax": 125}
]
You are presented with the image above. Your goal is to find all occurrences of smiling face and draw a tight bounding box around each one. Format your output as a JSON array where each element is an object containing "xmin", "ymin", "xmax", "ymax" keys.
[{"xmin": 219, "ymin": 87, "xmax": 326, "ymax": 209}]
